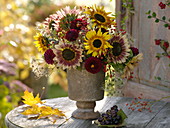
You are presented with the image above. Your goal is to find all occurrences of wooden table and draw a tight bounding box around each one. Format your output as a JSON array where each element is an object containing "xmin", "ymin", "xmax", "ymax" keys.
[{"xmin": 5, "ymin": 97, "xmax": 170, "ymax": 128}]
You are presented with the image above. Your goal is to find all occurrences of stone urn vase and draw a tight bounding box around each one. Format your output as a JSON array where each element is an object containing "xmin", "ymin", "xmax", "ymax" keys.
[{"xmin": 67, "ymin": 68, "xmax": 105, "ymax": 119}]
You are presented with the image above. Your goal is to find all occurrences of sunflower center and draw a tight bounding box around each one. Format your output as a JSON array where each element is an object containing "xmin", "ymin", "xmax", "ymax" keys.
[
  {"xmin": 94, "ymin": 14, "xmax": 105, "ymax": 23},
  {"xmin": 41, "ymin": 38, "xmax": 48, "ymax": 47},
  {"xmin": 62, "ymin": 48, "xmax": 75, "ymax": 61},
  {"xmin": 93, "ymin": 39, "xmax": 102, "ymax": 48},
  {"xmin": 112, "ymin": 42, "xmax": 122, "ymax": 56}
]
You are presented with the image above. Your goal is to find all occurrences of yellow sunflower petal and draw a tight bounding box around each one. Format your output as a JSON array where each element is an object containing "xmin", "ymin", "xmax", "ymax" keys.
[
  {"xmin": 85, "ymin": 45, "xmax": 90, "ymax": 49},
  {"xmin": 87, "ymin": 49, "xmax": 93, "ymax": 54},
  {"xmin": 86, "ymin": 30, "xmax": 96, "ymax": 39},
  {"xmin": 92, "ymin": 51, "xmax": 98, "ymax": 57},
  {"xmin": 106, "ymin": 42, "xmax": 113, "ymax": 48},
  {"xmin": 103, "ymin": 33, "xmax": 111, "ymax": 40},
  {"xmin": 97, "ymin": 29, "xmax": 102, "ymax": 36}
]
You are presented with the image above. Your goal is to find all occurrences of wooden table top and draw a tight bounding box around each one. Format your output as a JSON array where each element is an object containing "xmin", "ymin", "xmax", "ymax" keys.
[{"xmin": 5, "ymin": 97, "xmax": 170, "ymax": 128}]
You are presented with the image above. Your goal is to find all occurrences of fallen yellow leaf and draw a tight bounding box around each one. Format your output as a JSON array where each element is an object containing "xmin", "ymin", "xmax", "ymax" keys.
[
  {"xmin": 22, "ymin": 104, "xmax": 40, "ymax": 116},
  {"xmin": 22, "ymin": 90, "xmax": 43, "ymax": 106}
]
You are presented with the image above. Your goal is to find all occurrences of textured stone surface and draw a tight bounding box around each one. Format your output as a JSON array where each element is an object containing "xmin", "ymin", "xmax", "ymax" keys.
[
  {"xmin": 67, "ymin": 68, "xmax": 105, "ymax": 119},
  {"xmin": 67, "ymin": 69, "xmax": 105, "ymax": 101}
]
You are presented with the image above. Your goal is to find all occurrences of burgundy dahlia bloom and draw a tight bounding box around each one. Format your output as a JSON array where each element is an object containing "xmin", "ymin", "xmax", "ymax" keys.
[
  {"xmin": 130, "ymin": 47, "xmax": 139, "ymax": 56},
  {"xmin": 65, "ymin": 29, "xmax": 79, "ymax": 41},
  {"xmin": 44, "ymin": 49, "xmax": 56, "ymax": 64},
  {"xmin": 84, "ymin": 57, "xmax": 103, "ymax": 74},
  {"xmin": 70, "ymin": 19, "xmax": 87, "ymax": 30}
]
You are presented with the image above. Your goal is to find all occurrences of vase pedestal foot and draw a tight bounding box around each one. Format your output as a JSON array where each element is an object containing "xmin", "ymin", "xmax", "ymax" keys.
[{"xmin": 72, "ymin": 101, "xmax": 100, "ymax": 120}]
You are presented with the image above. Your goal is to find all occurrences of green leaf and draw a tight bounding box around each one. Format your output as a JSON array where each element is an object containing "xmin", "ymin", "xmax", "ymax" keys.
[
  {"xmin": 0, "ymin": 78, "xmax": 4, "ymax": 85},
  {"xmin": 155, "ymin": 19, "xmax": 159, "ymax": 23},
  {"xmin": 117, "ymin": 109, "xmax": 128, "ymax": 121},
  {"xmin": 0, "ymin": 85, "xmax": 9, "ymax": 98},
  {"xmin": 162, "ymin": 52, "xmax": 168, "ymax": 56},
  {"xmin": 146, "ymin": 10, "xmax": 151, "ymax": 14},
  {"xmin": 162, "ymin": 16, "xmax": 166, "ymax": 21},
  {"xmin": 147, "ymin": 15, "xmax": 152, "ymax": 19},
  {"xmin": 154, "ymin": 76, "xmax": 161, "ymax": 81},
  {"xmin": 152, "ymin": 12, "xmax": 156, "ymax": 17},
  {"xmin": 164, "ymin": 24, "xmax": 169, "ymax": 28}
]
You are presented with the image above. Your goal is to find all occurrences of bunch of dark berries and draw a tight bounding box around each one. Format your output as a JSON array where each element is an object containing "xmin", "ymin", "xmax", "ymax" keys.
[{"xmin": 97, "ymin": 105, "xmax": 122, "ymax": 125}]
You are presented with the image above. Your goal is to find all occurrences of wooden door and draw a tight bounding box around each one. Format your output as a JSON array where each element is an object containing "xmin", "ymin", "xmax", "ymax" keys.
[{"xmin": 116, "ymin": 0, "xmax": 170, "ymax": 101}]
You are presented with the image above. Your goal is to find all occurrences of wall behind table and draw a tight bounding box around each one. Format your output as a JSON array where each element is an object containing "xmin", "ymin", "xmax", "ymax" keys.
[{"xmin": 116, "ymin": 0, "xmax": 170, "ymax": 101}]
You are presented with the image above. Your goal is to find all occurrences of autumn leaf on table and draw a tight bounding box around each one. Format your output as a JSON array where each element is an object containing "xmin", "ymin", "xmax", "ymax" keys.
[
  {"xmin": 38, "ymin": 106, "xmax": 66, "ymax": 119},
  {"xmin": 21, "ymin": 104, "xmax": 40, "ymax": 118},
  {"xmin": 22, "ymin": 90, "xmax": 43, "ymax": 106},
  {"xmin": 21, "ymin": 90, "xmax": 67, "ymax": 123},
  {"xmin": 38, "ymin": 106, "xmax": 66, "ymax": 123}
]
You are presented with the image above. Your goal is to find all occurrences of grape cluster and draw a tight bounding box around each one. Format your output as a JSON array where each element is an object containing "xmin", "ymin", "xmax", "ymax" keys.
[{"xmin": 97, "ymin": 105, "xmax": 122, "ymax": 125}]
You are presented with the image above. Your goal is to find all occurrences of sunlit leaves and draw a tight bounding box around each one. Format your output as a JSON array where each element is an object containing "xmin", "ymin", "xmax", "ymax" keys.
[
  {"xmin": 21, "ymin": 90, "xmax": 66, "ymax": 123},
  {"xmin": 22, "ymin": 104, "xmax": 40, "ymax": 116},
  {"xmin": 22, "ymin": 90, "xmax": 43, "ymax": 106}
]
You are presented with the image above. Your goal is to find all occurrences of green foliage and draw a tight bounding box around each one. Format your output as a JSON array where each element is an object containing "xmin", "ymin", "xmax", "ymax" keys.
[
  {"xmin": 162, "ymin": 16, "xmax": 166, "ymax": 20},
  {"xmin": 146, "ymin": 10, "xmax": 151, "ymax": 14},
  {"xmin": 105, "ymin": 65, "xmax": 125, "ymax": 96},
  {"xmin": 147, "ymin": 1, "xmax": 170, "ymax": 83},
  {"xmin": 146, "ymin": 9, "xmax": 170, "ymax": 29},
  {"xmin": 0, "ymin": 83, "xmax": 22, "ymax": 128},
  {"xmin": 152, "ymin": 12, "xmax": 157, "ymax": 17},
  {"xmin": 117, "ymin": 109, "xmax": 128, "ymax": 121},
  {"xmin": 48, "ymin": 84, "xmax": 68, "ymax": 98},
  {"xmin": 147, "ymin": 15, "xmax": 152, "ymax": 19},
  {"xmin": 0, "ymin": 84, "xmax": 21, "ymax": 128},
  {"xmin": 164, "ymin": 23, "xmax": 169, "ymax": 27},
  {"xmin": 155, "ymin": 19, "xmax": 160, "ymax": 23},
  {"xmin": 118, "ymin": 0, "xmax": 134, "ymax": 30}
]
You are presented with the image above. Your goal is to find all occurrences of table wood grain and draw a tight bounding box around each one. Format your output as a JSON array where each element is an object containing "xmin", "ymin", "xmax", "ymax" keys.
[{"xmin": 5, "ymin": 97, "xmax": 170, "ymax": 128}]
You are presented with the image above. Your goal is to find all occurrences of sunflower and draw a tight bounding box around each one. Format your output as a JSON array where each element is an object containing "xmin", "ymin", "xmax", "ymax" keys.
[
  {"xmin": 84, "ymin": 5, "xmax": 115, "ymax": 27},
  {"xmin": 122, "ymin": 53, "xmax": 143, "ymax": 78},
  {"xmin": 34, "ymin": 33, "xmax": 49, "ymax": 54},
  {"xmin": 55, "ymin": 43, "xmax": 83, "ymax": 69},
  {"xmin": 84, "ymin": 29, "xmax": 112, "ymax": 57},
  {"xmin": 43, "ymin": 14, "xmax": 58, "ymax": 35},
  {"xmin": 54, "ymin": 6, "xmax": 82, "ymax": 31},
  {"xmin": 107, "ymin": 35, "xmax": 130, "ymax": 64}
]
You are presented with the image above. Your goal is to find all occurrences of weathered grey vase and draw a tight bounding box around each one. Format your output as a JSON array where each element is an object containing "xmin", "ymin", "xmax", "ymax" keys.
[{"xmin": 67, "ymin": 68, "xmax": 105, "ymax": 119}]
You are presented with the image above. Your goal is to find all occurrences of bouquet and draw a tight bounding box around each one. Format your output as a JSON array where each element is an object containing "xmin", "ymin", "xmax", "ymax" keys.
[{"xmin": 31, "ymin": 5, "xmax": 143, "ymax": 79}]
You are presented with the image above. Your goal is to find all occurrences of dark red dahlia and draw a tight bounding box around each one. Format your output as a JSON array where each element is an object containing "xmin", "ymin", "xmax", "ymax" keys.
[
  {"xmin": 70, "ymin": 19, "xmax": 87, "ymax": 30},
  {"xmin": 44, "ymin": 49, "xmax": 56, "ymax": 64},
  {"xmin": 84, "ymin": 57, "xmax": 103, "ymax": 74},
  {"xmin": 130, "ymin": 47, "xmax": 139, "ymax": 56},
  {"xmin": 159, "ymin": 2, "xmax": 166, "ymax": 9},
  {"xmin": 65, "ymin": 29, "xmax": 79, "ymax": 41}
]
